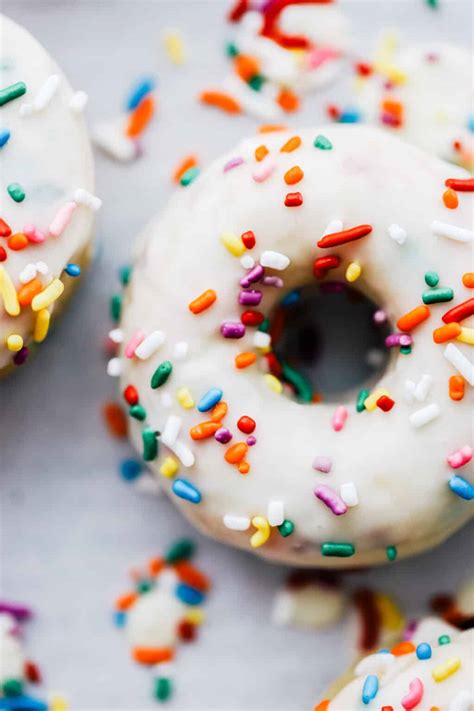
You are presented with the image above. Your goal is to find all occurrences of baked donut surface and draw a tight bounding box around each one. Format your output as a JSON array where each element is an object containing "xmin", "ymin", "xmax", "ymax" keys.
[{"xmin": 118, "ymin": 125, "xmax": 473, "ymax": 567}]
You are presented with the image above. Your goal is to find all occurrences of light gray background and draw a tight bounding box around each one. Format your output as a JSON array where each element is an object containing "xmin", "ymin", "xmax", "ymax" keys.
[{"xmin": 1, "ymin": 1, "xmax": 473, "ymax": 709}]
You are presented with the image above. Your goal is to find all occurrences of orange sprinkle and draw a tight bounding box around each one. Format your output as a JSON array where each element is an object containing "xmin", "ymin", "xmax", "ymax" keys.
[
  {"xmin": 313, "ymin": 701, "xmax": 330, "ymax": 711},
  {"xmin": 397, "ymin": 305, "xmax": 430, "ymax": 332},
  {"xmin": 280, "ymin": 135, "xmax": 301, "ymax": 153},
  {"xmin": 238, "ymin": 461, "xmax": 250, "ymax": 474},
  {"xmin": 277, "ymin": 87, "xmax": 300, "ymax": 113},
  {"xmin": 235, "ymin": 352, "xmax": 257, "ymax": 369},
  {"xmin": 224, "ymin": 441, "xmax": 248, "ymax": 464},
  {"xmin": 189, "ymin": 289, "xmax": 217, "ymax": 314},
  {"xmin": 102, "ymin": 401, "xmax": 128, "ymax": 438},
  {"xmin": 258, "ymin": 123, "xmax": 288, "ymax": 133},
  {"xmin": 173, "ymin": 154, "xmax": 198, "ymax": 183},
  {"xmin": 210, "ymin": 401, "xmax": 228, "ymax": 422},
  {"xmin": 391, "ymin": 641, "xmax": 416, "ymax": 656},
  {"xmin": 132, "ymin": 647, "xmax": 174, "ymax": 665},
  {"xmin": 462, "ymin": 272, "xmax": 474, "ymax": 288},
  {"xmin": 284, "ymin": 165, "xmax": 304, "ymax": 185},
  {"xmin": 255, "ymin": 144, "xmax": 269, "ymax": 162},
  {"xmin": 443, "ymin": 188, "xmax": 459, "ymax": 209},
  {"xmin": 449, "ymin": 375, "xmax": 465, "ymax": 401},
  {"xmin": 115, "ymin": 592, "xmax": 138, "ymax": 611},
  {"xmin": 433, "ymin": 322, "xmax": 462, "ymax": 343},
  {"xmin": 148, "ymin": 557, "xmax": 165, "ymax": 576},
  {"xmin": 8, "ymin": 233, "xmax": 28, "ymax": 251},
  {"xmin": 190, "ymin": 421, "xmax": 222, "ymax": 440},
  {"xmin": 200, "ymin": 90, "xmax": 241, "ymax": 114},
  {"xmin": 126, "ymin": 95, "xmax": 155, "ymax": 138},
  {"xmin": 382, "ymin": 98, "xmax": 404, "ymax": 120},
  {"xmin": 17, "ymin": 278, "xmax": 43, "ymax": 307},
  {"xmin": 233, "ymin": 54, "xmax": 260, "ymax": 82},
  {"xmin": 174, "ymin": 561, "xmax": 211, "ymax": 592}
]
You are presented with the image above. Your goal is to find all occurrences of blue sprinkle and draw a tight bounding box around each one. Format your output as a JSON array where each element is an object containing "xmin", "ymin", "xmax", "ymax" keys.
[
  {"xmin": 281, "ymin": 290, "xmax": 300, "ymax": 307},
  {"xmin": 120, "ymin": 458, "xmax": 143, "ymax": 481},
  {"xmin": 197, "ymin": 387, "xmax": 223, "ymax": 412},
  {"xmin": 172, "ymin": 478, "xmax": 202, "ymax": 504},
  {"xmin": 449, "ymin": 475, "xmax": 474, "ymax": 501},
  {"xmin": 0, "ymin": 128, "xmax": 11, "ymax": 148},
  {"xmin": 0, "ymin": 696, "xmax": 48, "ymax": 710},
  {"xmin": 126, "ymin": 76, "xmax": 156, "ymax": 111},
  {"xmin": 468, "ymin": 114, "xmax": 474, "ymax": 132},
  {"xmin": 416, "ymin": 642, "xmax": 432, "ymax": 660},
  {"xmin": 361, "ymin": 675, "xmax": 379, "ymax": 705},
  {"xmin": 339, "ymin": 108, "xmax": 361, "ymax": 124},
  {"xmin": 64, "ymin": 263, "xmax": 81, "ymax": 277},
  {"xmin": 175, "ymin": 583, "xmax": 205, "ymax": 606},
  {"xmin": 113, "ymin": 610, "xmax": 127, "ymax": 627}
]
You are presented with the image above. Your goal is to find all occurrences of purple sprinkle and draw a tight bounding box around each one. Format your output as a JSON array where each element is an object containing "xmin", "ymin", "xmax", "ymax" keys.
[
  {"xmin": 246, "ymin": 435, "xmax": 257, "ymax": 446},
  {"xmin": 263, "ymin": 275, "xmax": 283, "ymax": 288},
  {"xmin": 320, "ymin": 281, "xmax": 345, "ymax": 294},
  {"xmin": 221, "ymin": 322, "xmax": 246, "ymax": 339},
  {"xmin": 0, "ymin": 601, "xmax": 32, "ymax": 621},
  {"xmin": 373, "ymin": 310, "xmax": 387, "ymax": 325},
  {"xmin": 239, "ymin": 290, "xmax": 262, "ymax": 306},
  {"xmin": 314, "ymin": 485, "xmax": 347, "ymax": 516},
  {"xmin": 215, "ymin": 427, "xmax": 233, "ymax": 444},
  {"xmin": 403, "ymin": 619, "xmax": 418, "ymax": 641},
  {"xmin": 13, "ymin": 346, "xmax": 29, "ymax": 366},
  {"xmin": 223, "ymin": 156, "xmax": 244, "ymax": 173},
  {"xmin": 400, "ymin": 334, "xmax": 413, "ymax": 347},
  {"xmin": 240, "ymin": 264, "xmax": 264, "ymax": 288},
  {"xmin": 312, "ymin": 456, "xmax": 332, "ymax": 473},
  {"xmin": 385, "ymin": 333, "xmax": 414, "ymax": 348},
  {"xmin": 381, "ymin": 112, "xmax": 399, "ymax": 127}
]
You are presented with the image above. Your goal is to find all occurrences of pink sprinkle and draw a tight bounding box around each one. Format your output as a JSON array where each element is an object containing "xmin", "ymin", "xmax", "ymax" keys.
[
  {"xmin": 307, "ymin": 46, "xmax": 339, "ymax": 70},
  {"xmin": 223, "ymin": 156, "xmax": 244, "ymax": 172},
  {"xmin": 125, "ymin": 331, "xmax": 145, "ymax": 358},
  {"xmin": 49, "ymin": 201, "xmax": 77, "ymax": 237},
  {"xmin": 447, "ymin": 445, "xmax": 472, "ymax": 470},
  {"xmin": 252, "ymin": 156, "xmax": 276, "ymax": 183},
  {"xmin": 247, "ymin": 435, "xmax": 257, "ymax": 446},
  {"xmin": 0, "ymin": 601, "xmax": 32, "ymax": 621},
  {"xmin": 314, "ymin": 485, "xmax": 347, "ymax": 516},
  {"xmin": 24, "ymin": 224, "xmax": 46, "ymax": 243},
  {"xmin": 401, "ymin": 678, "xmax": 424, "ymax": 710},
  {"xmin": 263, "ymin": 276, "xmax": 283, "ymax": 288},
  {"xmin": 312, "ymin": 456, "xmax": 332, "ymax": 473},
  {"xmin": 332, "ymin": 405, "xmax": 348, "ymax": 432},
  {"xmin": 373, "ymin": 309, "xmax": 387, "ymax": 325}
]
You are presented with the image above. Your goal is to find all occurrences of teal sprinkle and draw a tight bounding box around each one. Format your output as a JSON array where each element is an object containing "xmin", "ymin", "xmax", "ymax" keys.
[
  {"xmin": 257, "ymin": 318, "xmax": 270, "ymax": 333},
  {"xmin": 438, "ymin": 634, "xmax": 451, "ymax": 645},
  {"xmin": 281, "ymin": 361, "xmax": 313, "ymax": 403},
  {"xmin": 356, "ymin": 388, "xmax": 370, "ymax": 412},
  {"xmin": 226, "ymin": 42, "xmax": 239, "ymax": 58},
  {"xmin": 424, "ymin": 271, "xmax": 439, "ymax": 287},
  {"xmin": 110, "ymin": 294, "xmax": 122, "ymax": 322},
  {"xmin": 247, "ymin": 74, "xmax": 265, "ymax": 92},
  {"xmin": 314, "ymin": 134, "xmax": 333, "ymax": 150},
  {"xmin": 400, "ymin": 345, "xmax": 412, "ymax": 355},
  {"xmin": 7, "ymin": 182, "xmax": 25, "ymax": 202},
  {"xmin": 278, "ymin": 520, "xmax": 294, "ymax": 537},
  {"xmin": 422, "ymin": 287, "xmax": 454, "ymax": 305},
  {"xmin": 180, "ymin": 166, "xmax": 200, "ymax": 186},
  {"xmin": 120, "ymin": 265, "xmax": 132, "ymax": 286},
  {"xmin": 386, "ymin": 545, "xmax": 397, "ymax": 562}
]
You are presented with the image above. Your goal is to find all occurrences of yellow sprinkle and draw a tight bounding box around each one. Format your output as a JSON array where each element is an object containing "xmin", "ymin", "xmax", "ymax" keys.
[
  {"xmin": 375, "ymin": 593, "xmax": 405, "ymax": 633},
  {"xmin": 162, "ymin": 29, "xmax": 186, "ymax": 65},
  {"xmin": 220, "ymin": 232, "xmax": 245, "ymax": 257},
  {"xmin": 34, "ymin": 308, "xmax": 50, "ymax": 343},
  {"xmin": 31, "ymin": 279, "xmax": 64, "ymax": 312},
  {"xmin": 48, "ymin": 696, "xmax": 68, "ymax": 711},
  {"xmin": 375, "ymin": 62, "xmax": 407, "ymax": 85},
  {"xmin": 432, "ymin": 657, "xmax": 461, "ymax": 682},
  {"xmin": 0, "ymin": 265, "xmax": 20, "ymax": 316},
  {"xmin": 176, "ymin": 387, "xmax": 195, "ymax": 409},
  {"xmin": 345, "ymin": 261, "xmax": 362, "ymax": 283},
  {"xmin": 6, "ymin": 334, "xmax": 23, "ymax": 352},
  {"xmin": 160, "ymin": 456, "xmax": 179, "ymax": 479},
  {"xmin": 263, "ymin": 374, "xmax": 283, "ymax": 394},
  {"xmin": 457, "ymin": 327, "xmax": 474, "ymax": 345},
  {"xmin": 184, "ymin": 608, "xmax": 205, "ymax": 625},
  {"xmin": 364, "ymin": 387, "xmax": 390, "ymax": 412},
  {"xmin": 375, "ymin": 30, "xmax": 399, "ymax": 65},
  {"xmin": 250, "ymin": 516, "xmax": 270, "ymax": 548}
]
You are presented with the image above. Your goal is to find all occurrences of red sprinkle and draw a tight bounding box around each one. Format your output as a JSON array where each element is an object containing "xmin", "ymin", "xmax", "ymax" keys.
[
  {"xmin": 24, "ymin": 661, "xmax": 42, "ymax": 684},
  {"xmin": 284, "ymin": 191, "xmax": 303, "ymax": 207},
  {"xmin": 376, "ymin": 395, "xmax": 395, "ymax": 412},
  {"xmin": 0, "ymin": 246, "xmax": 6, "ymax": 262},
  {"xmin": 442, "ymin": 298, "xmax": 474, "ymax": 324},
  {"xmin": 0, "ymin": 218, "xmax": 12, "ymax": 238},
  {"xmin": 237, "ymin": 415, "xmax": 256, "ymax": 434},
  {"xmin": 326, "ymin": 104, "xmax": 341, "ymax": 121},
  {"xmin": 317, "ymin": 224, "xmax": 373, "ymax": 249},
  {"xmin": 445, "ymin": 177, "xmax": 474, "ymax": 192},
  {"xmin": 123, "ymin": 384, "xmax": 139, "ymax": 406},
  {"xmin": 355, "ymin": 61, "xmax": 373, "ymax": 76},
  {"xmin": 241, "ymin": 310, "xmax": 265, "ymax": 327},
  {"xmin": 241, "ymin": 230, "xmax": 256, "ymax": 249},
  {"xmin": 313, "ymin": 254, "xmax": 340, "ymax": 279},
  {"xmin": 177, "ymin": 620, "xmax": 197, "ymax": 641}
]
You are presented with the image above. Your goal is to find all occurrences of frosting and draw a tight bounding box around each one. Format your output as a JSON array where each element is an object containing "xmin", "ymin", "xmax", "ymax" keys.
[
  {"xmin": 115, "ymin": 125, "xmax": 473, "ymax": 567},
  {"xmin": 0, "ymin": 14, "xmax": 97, "ymax": 371}
]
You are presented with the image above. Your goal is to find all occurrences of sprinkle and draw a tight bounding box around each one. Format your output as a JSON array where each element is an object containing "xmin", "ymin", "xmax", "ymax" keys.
[
  {"xmin": 224, "ymin": 441, "xmax": 248, "ymax": 465},
  {"xmin": 7, "ymin": 233, "xmax": 28, "ymax": 251},
  {"xmin": 449, "ymin": 476, "xmax": 474, "ymax": 500},
  {"xmin": 312, "ymin": 456, "xmax": 332, "ymax": 473},
  {"xmin": 447, "ymin": 445, "xmax": 472, "ymax": 469},
  {"xmin": 315, "ymin": 485, "xmax": 348, "ymax": 515},
  {"xmin": 252, "ymin": 155, "xmax": 276, "ymax": 183},
  {"xmin": 31, "ymin": 278, "xmax": 64, "ymax": 311},
  {"xmin": 107, "ymin": 357, "xmax": 122, "ymax": 377},
  {"xmin": 445, "ymin": 178, "xmax": 474, "ymax": 191},
  {"xmin": 103, "ymin": 402, "xmax": 127, "ymax": 438},
  {"xmin": 438, "ymin": 634, "xmax": 451, "ymax": 645},
  {"xmin": 210, "ymin": 401, "xmax": 227, "ymax": 422},
  {"xmin": 151, "ymin": 361, "xmax": 173, "ymax": 388},
  {"xmin": 401, "ymin": 678, "xmax": 424, "ymax": 709},
  {"xmin": 173, "ymin": 154, "xmax": 198, "ymax": 183},
  {"xmin": 123, "ymin": 385, "xmax": 138, "ymax": 405},
  {"xmin": 120, "ymin": 459, "xmax": 142, "ymax": 481},
  {"xmin": 386, "ymin": 545, "xmax": 397, "ymax": 561},
  {"xmin": 223, "ymin": 156, "xmax": 244, "ymax": 172},
  {"xmin": 74, "ymin": 188, "xmax": 102, "ymax": 211},
  {"xmin": 0, "ymin": 81, "xmax": 27, "ymax": 106},
  {"xmin": 215, "ymin": 427, "xmax": 232, "ymax": 444},
  {"xmin": 255, "ymin": 145, "xmax": 269, "ymax": 162},
  {"xmin": 176, "ymin": 387, "xmax": 195, "ymax": 409},
  {"xmin": 24, "ymin": 224, "xmax": 46, "ymax": 243},
  {"xmin": 356, "ymin": 388, "xmax": 370, "ymax": 412},
  {"xmin": 424, "ymin": 271, "xmax": 440, "ymax": 287},
  {"xmin": 409, "ymin": 403, "xmax": 440, "ymax": 428},
  {"xmin": 432, "ymin": 220, "xmax": 473, "ymax": 243},
  {"xmin": 321, "ymin": 542, "xmax": 355, "ymax": 558},
  {"xmin": 33, "ymin": 74, "xmax": 60, "ymax": 111},
  {"xmin": 423, "ymin": 287, "xmax": 454, "ymax": 305},
  {"xmin": 235, "ymin": 352, "xmax": 257, "ymax": 369},
  {"xmin": 462, "ymin": 273, "xmax": 474, "ymax": 288},
  {"xmin": 180, "ymin": 166, "xmax": 200, "ymax": 186},
  {"xmin": 13, "ymin": 345, "xmax": 29, "ymax": 365},
  {"xmin": 362, "ymin": 675, "xmax": 379, "ymax": 705},
  {"xmin": 69, "ymin": 90, "xmax": 88, "ymax": 112},
  {"xmin": 197, "ymin": 388, "xmax": 222, "ymax": 412},
  {"xmin": 49, "ymin": 202, "xmax": 77, "ymax": 237},
  {"xmin": 126, "ymin": 95, "xmax": 154, "ymax": 138},
  {"xmin": 284, "ymin": 191, "xmax": 303, "ymax": 207},
  {"xmin": 280, "ymin": 136, "xmax": 301, "ymax": 153},
  {"xmin": 240, "ymin": 264, "xmax": 264, "ymax": 288},
  {"xmin": 284, "ymin": 165, "xmax": 304, "ymax": 185},
  {"xmin": 442, "ymin": 298, "xmax": 474, "ymax": 324},
  {"xmin": 237, "ymin": 416, "xmax": 255, "ymax": 435},
  {"xmin": 125, "ymin": 331, "xmax": 145, "ymax": 358},
  {"xmin": 340, "ymin": 482, "xmax": 359, "ymax": 507},
  {"xmin": 176, "ymin": 583, "xmax": 204, "ymax": 607},
  {"xmin": 170, "ymin": 440, "xmax": 195, "ymax": 467},
  {"xmin": 414, "ymin": 374, "xmax": 433, "ymax": 402},
  {"xmin": 172, "ymin": 479, "xmax": 202, "ymax": 504},
  {"xmin": 142, "ymin": 428, "xmax": 158, "ymax": 461},
  {"xmin": 432, "ymin": 657, "xmax": 461, "ymax": 682},
  {"xmin": 332, "ymin": 405, "xmax": 348, "ymax": 431},
  {"xmin": 416, "ymin": 643, "xmax": 432, "ymax": 659},
  {"xmin": 364, "ymin": 388, "xmax": 389, "ymax": 411},
  {"xmin": 318, "ymin": 224, "xmax": 372, "ymax": 249},
  {"xmin": 223, "ymin": 514, "xmax": 250, "ymax": 531},
  {"xmin": 64, "ymin": 263, "xmax": 81, "ymax": 277},
  {"xmin": 0, "ymin": 217, "xmax": 12, "ymax": 237},
  {"xmin": 263, "ymin": 275, "xmax": 283, "ymax": 287},
  {"xmin": 34, "ymin": 308, "xmax": 50, "ymax": 342},
  {"xmin": 278, "ymin": 520, "xmax": 294, "ymax": 537},
  {"xmin": 267, "ymin": 500, "xmax": 284, "ymax": 527},
  {"xmin": 444, "ymin": 343, "xmax": 474, "ymax": 385},
  {"xmin": 433, "ymin": 323, "xmax": 462, "ymax": 343},
  {"xmin": 443, "ymin": 188, "xmax": 459, "ymax": 209},
  {"xmin": 260, "ymin": 250, "xmax": 290, "ymax": 270},
  {"xmin": 135, "ymin": 331, "xmax": 166, "ymax": 360},
  {"xmin": 200, "ymin": 90, "xmax": 241, "ymax": 114},
  {"xmin": 190, "ymin": 421, "xmax": 221, "ymax": 440},
  {"xmin": 397, "ymin": 305, "xmax": 430, "ymax": 332},
  {"xmin": 161, "ymin": 415, "xmax": 182, "ymax": 447},
  {"xmin": 220, "ymin": 231, "xmax": 246, "ymax": 257},
  {"xmin": 250, "ymin": 516, "xmax": 270, "ymax": 548},
  {"xmin": 457, "ymin": 327, "xmax": 474, "ymax": 344},
  {"xmin": 314, "ymin": 134, "xmax": 332, "ymax": 150},
  {"xmin": 0, "ymin": 128, "xmax": 11, "ymax": 147},
  {"xmin": 345, "ymin": 261, "xmax": 361, "ymax": 282},
  {"xmin": 126, "ymin": 77, "xmax": 155, "ymax": 112},
  {"xmin": 385, "ymin": 333, "xmax": 413, "ymax": 348},
  {"xmin": 264, "ymin": 373, "xmax": 283, "ymax": 394},
  {"xmin": 6, "ymin": 334, "xmax": 23, "ymax": 352},
  {"xmin": 239, "ymin": 289, "xmax": 262, "ymax": 306},
  {"xmin": 129, "ymin": 404, "xmax": 146, "ymax": 421},
  {"xmin": 221, "ymin": 322, "xmax": 245, "ymax": 338},
  {"xmin": 7, "ymin": 182, "xmax": 25, "ymax": 202},
  {"xmin": 313, "ymin": 255, "xmax": 341, "ymax": 279},
  {"xmin": 253, "ymin": 331, "xmax": 271, "ymax": 350}
]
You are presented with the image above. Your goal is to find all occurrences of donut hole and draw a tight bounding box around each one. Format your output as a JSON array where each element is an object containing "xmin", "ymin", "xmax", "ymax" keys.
[{"xmin": 269, "ymin": 282, "xmax": 392, "ymax": 403}]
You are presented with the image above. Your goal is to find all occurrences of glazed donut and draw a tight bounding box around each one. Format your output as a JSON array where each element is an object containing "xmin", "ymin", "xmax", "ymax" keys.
[
  {"xmin": 0, "ymin": 15, "xmax": 98, "ymax": 374},
  {"xmin": 115, "ymin": 125, "xmax": 473, "ymax": 568},
  {"xmin": 318, "ymin": 618, "xmax": 473, "ymax": 710}
]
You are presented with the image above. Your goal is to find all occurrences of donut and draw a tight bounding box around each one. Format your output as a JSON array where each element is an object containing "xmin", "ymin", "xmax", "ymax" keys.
[
  {"xmin": 114, "ymin": 124, "xmax": 473, "ymax": 568},
  {"xmin": 317, "ymin": 618, "xmax": 473, "ymax": 710},
  {"xmin": 0, "ymin": 15, "xmax": 98, "ymax": 374}
]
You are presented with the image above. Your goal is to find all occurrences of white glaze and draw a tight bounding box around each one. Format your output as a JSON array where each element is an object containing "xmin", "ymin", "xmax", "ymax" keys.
[{"xmin": 119, "ymin": 125, "xmax": 473, "ymax": 567}]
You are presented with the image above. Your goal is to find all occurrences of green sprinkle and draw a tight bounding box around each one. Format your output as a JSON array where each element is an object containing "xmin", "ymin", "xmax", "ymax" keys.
[
  {"xmin": 225, "ymin": 42, "xmax": 239, "ymax": 58},
  {"xmin": 438, "ymin": 634, "xmax": 451, "ymax": 645},
  {"xmin": 180, "ymin": 166, "xmax": 200, "ymax": 186},
  {"xmin": 314, "ymin": 134, "xmax": 333, "ymax": 150},
  {"xmin": 7, "ymin": 182, "xmax": 25, "ymax": 202},
  {"xmin": 165, "ymin": 538, "xmax": 195, "ymax": 563},
  {"xmin": 151, "ymin": 360, "xmax": 173, "ymax": 389},
  {"xmin": 0, "ymin": 81, "xmax": 27, "ymax": 107},
  {"xmin": 110, "ymin": 294, "xmax": 122, "ymax": 322},
  {"xmin": 142, "ymin": 427, "xmax": 158, "ymax": 461},
  {"xmin": 424, "ymin": 271, "xmax": 439, "ymax": 287},
  {"xmin": 257, "ymin": 318, "xmax": 270, "ymax": 333},
  {"xmin": 281, "ymin": 361, "xmax": 312, "ymax": 403},
  {"xmin": 426, "ymin": 0, "xmax": 438, "ymax": 8},
  {"xmin": 136, "ymin": 579, "xmax": 154, "ymax": 594},
  {"xmin": 400, "ymin": 345, "xmax": 412, "ymax": 355},
  {"xmin": 155, "ymin": 677, "xmax": 172, "ymax": 701},
  {"xmin": 120, "ymin": 265, "xmax": 132, "ymax": 286},
  {"xmin": 247, "ymin": 74, "xmax": 265, "ymax": 92},
  {"xmin": 321, "ymin": 542, "xmax": 355, "ymax": 558},
  {"xmin": 278, "ymin": 520, "xmax": 294, "ymax": 537},
  {"xmin": 386, "ymin": 545, "xmax": 397, "ymax": 562},
  {"xmin": 129, "ymin": 404, "xmax": 146, "ymax": 421},
  {"xmin": 422, "ymin": 287, "xmax": 454, "ymax": 304},
  {"xmin": 356, "ymin": 388, "xmax": 370, "ymax": 412},
  {"xmin": 2, "ymin": 679, "xmax": 23, "ymax": 697}
]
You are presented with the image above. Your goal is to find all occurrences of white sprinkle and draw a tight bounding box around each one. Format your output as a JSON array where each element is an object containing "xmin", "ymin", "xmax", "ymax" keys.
[
  {"xmin": 253, "ymin": 331, "xmax": 271, "ymax": 349},
  {"xmin": 260, "ymin": 250, "xmax": 290, "ymax": 271},
  {"xmin": 93, "ymin": 119, "xmax": 137, "ymax": 162},
  {"xmin": 449, "ymin": 690, "xmax": 474, "ymax": 711},
  {"xmin": 35, "ymin": 261, "xmax": 49, "ymax": 275},
  {"xmin": 34, "ymin": 74, "xmax": 60, "ymax": 111},
  {"xmin": 267, "ymin": 500, "xmax": 284, "ymax": 527},
  {"xmin": 223, "ymin": 514, "xmax": 251, "ymax": 531},
  {"xmin": 323, "ymin": 219, "xmax": 343, "ymax": 236},
  {"xmin": 240, "ymin": 255, "xmax": 255, "ymax": 269},
  {"xmin": 173, "ymin": 341, "xmax": 189, "ymax": 360},
  {"xmin": 19, "ymin": 263, "xmax": 37, "ymax": 284},
  {"xmin": 340, "ymin": 482, "xmax": 358, "ymax": 507},
  {"xmin": 108, "ymin": 328, "xmax": 124, "ymax": 344},
  {"xmin": 409, "ymin": 403, "xmax": 440, "ymax": 428},
  {"xmin": 135, "ymin": 330, "xmax": 166, "ymax": 360},
  {"xmin": 161, "ymin": 415, "xmax": 182, "ymax": 447},
  {"xmin": 355, "ymin": 652, "xmax": 395, "ymax": 677},
  {"xmin": 169, "ymin": 439, "xmax": 195, "ymax": 467},
  {"xmin": 404, "ymin": 379, "xmax": 416, "ymax": 403},
  {"xmin": 106, "ymin": 357, "xmax": 122, "ymax": 377},
  {"xmin": 69, "ymin": 90, "xmax": 89, "ymax": 113},
  {"xmin": 414, "ymin": 373, "xmax": 433, "ymax": 402},
  {"xmin": 74, "ymin": 188, "xmax": 102, "ymax": 211},
  {"xmin": 432, "ymin": 220, "xmax": 473, "ymax": 243},
  {"xmin": 444, "ymin": 343, "xmax": 474, "ymax": 385},
  {"xmin": 160, "ymin": 393, "xmax": 173, "ymax": 408},
  {"xmin": 388, "ymin": 223, "xmax": 407, "ymax": 245}
]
